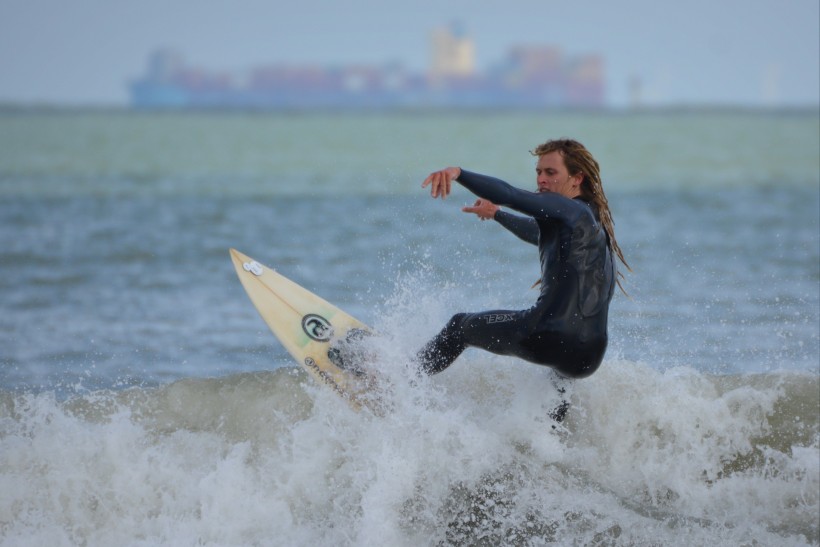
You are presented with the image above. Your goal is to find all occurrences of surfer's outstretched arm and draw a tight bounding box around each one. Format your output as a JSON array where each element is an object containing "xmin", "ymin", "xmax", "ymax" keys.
[
  {"xmin": 422, "ymin": 166, "xmax": 461, "ymax": 199},
  {"xmin": 423, "ymin": 167, "xmax": 541, "ymax": 245},
  {"xmin": 457, "ymin": 170, "xmax": 586, "ymax": 223},
  {"xmin": 423, "ymin": 167, "xmax": 584, "ymax": 224}
]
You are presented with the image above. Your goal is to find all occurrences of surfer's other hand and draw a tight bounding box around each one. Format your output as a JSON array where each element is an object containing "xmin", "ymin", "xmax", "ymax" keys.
[
  {"xmin": 462, "ymin": 198, "xmax": 498, "ymax": 220},
  {"xmin": 422, "ymin": 167, "xmax": 460, "ymax": 199}
]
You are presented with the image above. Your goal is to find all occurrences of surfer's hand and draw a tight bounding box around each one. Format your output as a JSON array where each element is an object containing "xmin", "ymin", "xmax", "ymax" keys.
[
  {"xmin": 422, "ymin": 167, "xmax": 461, "ymax": 199},
  {"xmin": 462, "ymin": 198, "xmax": 499, "ymax": 221}
]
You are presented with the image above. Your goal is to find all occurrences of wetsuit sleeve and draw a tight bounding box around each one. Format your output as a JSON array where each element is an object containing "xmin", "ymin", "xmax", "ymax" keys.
[
  {"xmin": 458, "ymin": 169, "xmax": 583, "ymax": 222},
  {"xmin": 494, "ymin": 210, "xmax": 539, "ymax": 245}
]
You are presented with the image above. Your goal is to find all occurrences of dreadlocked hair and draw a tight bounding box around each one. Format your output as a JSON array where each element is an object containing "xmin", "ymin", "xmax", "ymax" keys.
[{"xmin": 531, "ymin": 138, "xmax": 631, "ymax": 295}]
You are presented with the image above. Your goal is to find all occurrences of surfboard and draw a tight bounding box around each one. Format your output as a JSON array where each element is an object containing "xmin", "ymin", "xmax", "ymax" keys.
[{"xmin": 229, "ymin": 248, "xmax": 375, "ymax": 410}]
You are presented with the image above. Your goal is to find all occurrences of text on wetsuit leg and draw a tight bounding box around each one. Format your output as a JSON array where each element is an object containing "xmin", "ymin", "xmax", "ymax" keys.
[{"xmin": 485, "ymin": 313, "xmax": 515, "ymax": 324}]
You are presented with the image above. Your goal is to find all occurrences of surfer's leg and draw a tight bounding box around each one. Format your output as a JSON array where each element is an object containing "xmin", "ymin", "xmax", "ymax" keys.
[
  {"xmin": 416, "ymin": 313, "xmax": 469, "ymax": 374},
  {"xmin": 417, "ymin": 310, "xmax": 530, "ymax": 375}
]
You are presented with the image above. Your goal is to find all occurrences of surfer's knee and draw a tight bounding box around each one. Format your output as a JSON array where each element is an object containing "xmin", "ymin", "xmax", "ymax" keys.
[
  {"xmin": 444, "ymin": 313, "xmax": 467, "ymax": 332},
  {"xmin": 432, "ymin": 313, "xmax": 469, "ymax": 346},
  {"xmin": 416, "ymin": 313, "xmax": 469, "ymax": 375}
]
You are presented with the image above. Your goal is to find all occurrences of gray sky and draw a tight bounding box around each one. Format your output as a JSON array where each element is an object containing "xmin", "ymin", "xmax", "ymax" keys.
[{"xmin": 1, "ymin": 0, "xmax": 818, "ymax": 107}]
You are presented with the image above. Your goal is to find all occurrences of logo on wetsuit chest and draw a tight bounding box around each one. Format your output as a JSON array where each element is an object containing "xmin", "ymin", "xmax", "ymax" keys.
[{"xmin": 485, "ymin": 313, "xmax": 515, "ymax": 324}]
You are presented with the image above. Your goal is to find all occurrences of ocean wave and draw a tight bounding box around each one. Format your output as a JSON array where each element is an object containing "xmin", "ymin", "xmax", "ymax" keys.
[{"xmin": 1, "ymin": 360, "xmax": 816, "ymax": 546}]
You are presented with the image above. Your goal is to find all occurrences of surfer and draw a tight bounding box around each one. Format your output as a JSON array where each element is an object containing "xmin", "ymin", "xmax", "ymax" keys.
[{"xmin": 417, "ymin": 139, "xmax": 629, "ymax": 420}]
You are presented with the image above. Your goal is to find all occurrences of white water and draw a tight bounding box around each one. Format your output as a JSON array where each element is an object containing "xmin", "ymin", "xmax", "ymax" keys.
[
  {"xmin": 2, "ymin": 282, "xmax": 817, "ymax": 546},
  {"xmin": 2, "ymin": 364, "xmax": 816, "ymax": 545}
]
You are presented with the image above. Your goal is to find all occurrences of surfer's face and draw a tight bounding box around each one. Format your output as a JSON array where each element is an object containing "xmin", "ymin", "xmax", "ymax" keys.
[{"xmin": 535, "ymin": 152, "xmax": 582, "ymax": 198}]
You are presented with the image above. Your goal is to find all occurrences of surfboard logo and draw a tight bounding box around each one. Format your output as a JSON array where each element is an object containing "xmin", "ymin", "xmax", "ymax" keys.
[
  {"xmin": 302, "ymin": 314, "xmax": 333, "ymax": 341},
  {"xmin": 304, "ymin": 357, "xmax": 345, "ymax": 396}
]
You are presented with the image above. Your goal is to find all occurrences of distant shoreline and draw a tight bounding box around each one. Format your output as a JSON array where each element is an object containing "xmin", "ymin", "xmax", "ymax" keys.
[{"xmin": 0, "ymin": 102, "xmax": 818, "ymax": 117}]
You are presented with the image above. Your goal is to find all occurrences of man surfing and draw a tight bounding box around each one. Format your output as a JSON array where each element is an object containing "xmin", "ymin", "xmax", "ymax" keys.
[{"xmin": 417, "ymin": 139, "xmax": 630, "ymax": 420}]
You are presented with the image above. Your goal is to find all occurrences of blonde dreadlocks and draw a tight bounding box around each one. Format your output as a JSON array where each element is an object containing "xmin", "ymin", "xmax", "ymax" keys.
[{"xmin": 531, "ymin": 139, "xmax": 631, "ymax": 293}]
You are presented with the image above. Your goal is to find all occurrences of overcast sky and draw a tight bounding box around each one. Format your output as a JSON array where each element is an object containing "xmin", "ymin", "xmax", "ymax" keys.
[{"xmin": 1, "ymin": 0, "xmax": 818, "ymax": 107}]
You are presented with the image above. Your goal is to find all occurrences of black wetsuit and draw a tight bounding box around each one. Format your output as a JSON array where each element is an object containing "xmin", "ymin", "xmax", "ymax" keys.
[{"xmin": 417, "ymin": 170, "xmax": 616, "ymax": 379}]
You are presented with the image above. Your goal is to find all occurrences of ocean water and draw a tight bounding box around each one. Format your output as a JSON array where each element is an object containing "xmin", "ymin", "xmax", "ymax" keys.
[{"xmin": 1, "ymin": 110, "xmax": 818, "ymax": 545}]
